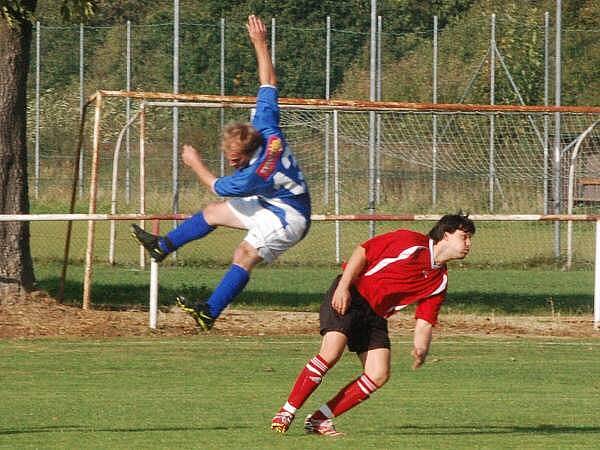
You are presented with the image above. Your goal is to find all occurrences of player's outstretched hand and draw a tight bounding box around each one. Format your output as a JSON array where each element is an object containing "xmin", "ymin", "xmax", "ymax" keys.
[
  {"xmin": 181, "ymin": 144, "xmax": 204, "ymax": 169},
  {"xmin": 411, "ymin": 348, "xmax": 427, "ymax": 370},
  {"xmin": 246, "ymin": 14, "xmax": 266, "ymax": 44}
]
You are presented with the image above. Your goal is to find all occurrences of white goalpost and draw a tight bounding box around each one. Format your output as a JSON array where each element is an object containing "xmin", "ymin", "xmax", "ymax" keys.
[{"xmin": 4, "ymin": 89, "xmax": 600, "ymax": 328}]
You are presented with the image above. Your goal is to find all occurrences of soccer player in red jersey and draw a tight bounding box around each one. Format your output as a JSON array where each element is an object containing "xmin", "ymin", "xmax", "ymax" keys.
[{"xmin": 271, "ymin": 213, "xmax": 475, "ymax": 436}]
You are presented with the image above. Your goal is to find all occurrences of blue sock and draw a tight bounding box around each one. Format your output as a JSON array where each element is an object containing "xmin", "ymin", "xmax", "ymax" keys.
[
  {"xmin": 206, "ymin": 264, "xmax": 250, "ymax": 318},
  {"xmin": 159, "ymin": 212, "xmax": 215, "ymax": 253}
]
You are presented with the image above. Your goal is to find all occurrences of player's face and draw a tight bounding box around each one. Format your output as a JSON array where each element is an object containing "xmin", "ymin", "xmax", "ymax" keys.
[
  {"xmin": 444, "ymin": 229, "xmax": 472, "ymax": 260},
  {"xmin": 223, "ymin": 143, "xmax": 251, "ymax": 169}
]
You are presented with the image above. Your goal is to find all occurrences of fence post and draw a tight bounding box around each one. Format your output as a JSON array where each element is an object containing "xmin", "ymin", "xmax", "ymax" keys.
[
  {"xmin": 324, "ymin": 16, "xmax": 331, "ymax": 206},
  {"xmin": 172, "ymin": 0, "xmax": 180, "ymax": 247},
  {"xmin": 368, "ymin": 0, "xmax": 377, "ymax": 237},
  {"xmin": 220, "ymin": 17, "xmax": 225, "ymax": 177},
  {"xmin": 488, "ymin": 14, "xmax": 496, "ymax": 213},
  {"xmin": 271, "ymin": 17, "xmax": 276, "ymax": 67},
  {"xmin": 432, "ymin": 15, "xmax": 438, "ymax": 207},
  {"xmin": 375, "ymin": 15, "xmax": 382, "ymax": 205},
  {"xmin": 126, "ymin": 20, "xmax": 132, "ymax": 204},
  {"xmin": 334, "ymin": 110, "xmax": 340, "ymax": 263},
  {"xmin": 543, "ymin": 12, "xmax": 549, "ymax": 215},
  {"xmin": 35, "ymin": 21, "xmax": 40, "ymax": 200},
  {"xmin": 554, "ymin": 0, "xmax": 562, "ymax": 258},
  {"xmin": 79, "ymin": 23, "xmax": 85, "ymax": 198}
]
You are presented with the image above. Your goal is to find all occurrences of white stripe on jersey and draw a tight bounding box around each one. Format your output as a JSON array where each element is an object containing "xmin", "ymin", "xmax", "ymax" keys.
[
  {"xmin": 263, "ymin": 197, "xmax": 308, "ymax": 225},
  {"xmin": 272, "ymin": 172, "xmax": 306, "ymax": 195},
  {"xmin": 430, "ymin": 274, "xmax": 448, "ymax": 296},
  {"xmin": 364, "ymin": 245, "xmax": 426, "ymax": 276}
]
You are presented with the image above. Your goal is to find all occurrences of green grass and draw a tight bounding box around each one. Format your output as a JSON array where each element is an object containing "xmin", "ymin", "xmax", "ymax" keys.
[
  {"xmin": 29, "ymin": 218, "xmax": 597, "ymax": 269},
  {"xmin": 0, "ymin": 336, "xmax": 598, "ymax": 449},
  {"xmin": 34, "ymin": 261, "xmax": 595, "ymax": 316}
]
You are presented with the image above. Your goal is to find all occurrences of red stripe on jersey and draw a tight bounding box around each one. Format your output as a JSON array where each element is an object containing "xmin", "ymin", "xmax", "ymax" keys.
[{"xmin": 256, "ymin": 135, "xmax": 282, "ymax": 180}]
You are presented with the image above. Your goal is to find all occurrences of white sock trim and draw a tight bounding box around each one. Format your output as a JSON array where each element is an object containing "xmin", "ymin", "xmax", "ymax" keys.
[
  {"xmin": 319, "ymin": 404, "xmax": 334, "ymax": 419},
  {"xmin": 283, "ymin": 402, "xmax": 297, "ymax": 414}
]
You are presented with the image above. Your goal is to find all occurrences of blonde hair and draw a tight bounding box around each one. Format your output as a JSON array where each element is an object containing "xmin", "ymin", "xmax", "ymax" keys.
[{"xmin": 222, "ymin": 123, "xmax": 263, "ymax": 155}]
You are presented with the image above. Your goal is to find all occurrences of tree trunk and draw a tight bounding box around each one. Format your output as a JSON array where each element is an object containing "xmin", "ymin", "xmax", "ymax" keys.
[{"xmin": 0, "ymin": 4, "xmax": 36, "ymax": 299}]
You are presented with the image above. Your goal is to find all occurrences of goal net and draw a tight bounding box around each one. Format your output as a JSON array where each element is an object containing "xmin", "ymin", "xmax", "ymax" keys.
[{"xmin": 37, "ymin": 91, "xmax": 600, "ymax": 271}]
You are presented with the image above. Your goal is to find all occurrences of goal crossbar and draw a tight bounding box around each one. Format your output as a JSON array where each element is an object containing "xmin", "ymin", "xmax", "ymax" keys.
[{"xmin": 95, "ymin": 90, "xmax": 600, "ymax": 114}]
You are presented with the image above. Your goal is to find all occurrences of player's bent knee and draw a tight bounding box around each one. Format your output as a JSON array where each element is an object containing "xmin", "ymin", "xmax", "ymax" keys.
[
  {"xmin": 201, "ymin": 202, "xmax": 223, "ymax": 225},
  {"xmin": 232, "ymin": 242, "xmax": 262, "ymax": 270},
  {"xmin": 365, "ymin": 368, "xmax": 390, "ymax": 387}
]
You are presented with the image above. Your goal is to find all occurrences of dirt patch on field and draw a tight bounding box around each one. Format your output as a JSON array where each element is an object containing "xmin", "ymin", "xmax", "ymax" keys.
[{"xmin": 0, "ymin": 291, "xmax": 598, "ymax": 339}]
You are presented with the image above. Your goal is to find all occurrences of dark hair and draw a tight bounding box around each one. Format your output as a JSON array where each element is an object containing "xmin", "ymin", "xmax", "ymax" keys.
[
  {"xmin": 222, "ymin": 122, "xmax": 263, "ymax": 155},
  {"xmin": 428, "ymin": 212, "xmax": 475, "ymax": 243}
]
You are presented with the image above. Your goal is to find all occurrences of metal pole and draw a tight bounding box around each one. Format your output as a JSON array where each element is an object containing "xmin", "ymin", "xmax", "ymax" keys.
[
  {"xmin": 334, "ymin": 110, "xmax": 340, "ymax": 263},
  {"xmin": 432, "ymin": 15, "xmax": 438, "ymax": 207},
  {"xmin": 220, "ymin": 17, "xmax": 225, "ymax": 177},
  {"xmin": 324, "ymin": 16, "xmax": 331, "ymax": 206},
  {"xmin": 554, "ymin": 0, "xmax": 562, "ymax": 258},
  {"xmin": 271, "ymin": 17, "xmax": 276, "ymax": 68},
  {"xmin": 489, "ymin": 14, "xmax": 496, "ymax": 212},
  {"xmin": 79, "ymin": 23, "xmax": 85, "ymax": 198},
  {"xmin": 543, "ymin": 12, "xmax": 549, "ymax": 214},
  {"xmin": 126, "ymin": 20, "xmax": 132, "ymax": 204},
  {"xmin": 375, "ymin": 15, "xmax": 382, "ymax": 205},
  {"xmin": 173, "ymin": 0, "xmax": 180, "ymax": 238},
  {"xmin": 35, "ymin": 21, "xmax": 40, "ymax": 200},
  {"xmin": 368, "ymin": 0, "xmax": 377, "ymax": 237}
]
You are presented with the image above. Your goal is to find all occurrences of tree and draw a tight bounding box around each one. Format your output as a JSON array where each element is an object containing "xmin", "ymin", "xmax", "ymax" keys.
[{"xmin": 0, "ymin": 0, "xmax": 94, "ymax": 298}]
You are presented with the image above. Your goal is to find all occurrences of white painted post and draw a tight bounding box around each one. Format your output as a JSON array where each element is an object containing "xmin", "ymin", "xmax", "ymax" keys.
[
  {"xmin": 149, "ymin": 219, "xmax": 159, "ymax": 329},
  {"xmin": 595, "ymin": 220, "xmax": 600, "ymax": 329},
  {"xmin": 150, "ymin": 261, "xmax": 158, "ymax": 329}
]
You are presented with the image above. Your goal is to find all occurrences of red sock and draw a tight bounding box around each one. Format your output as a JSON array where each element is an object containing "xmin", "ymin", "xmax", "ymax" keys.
[
  {"xmin": 313, "ymin": 373, "xmax": 379, "ymax": 420},
  {"xmin": 281, "ymin": 354, "xmax": 330, "ymax": 414}
]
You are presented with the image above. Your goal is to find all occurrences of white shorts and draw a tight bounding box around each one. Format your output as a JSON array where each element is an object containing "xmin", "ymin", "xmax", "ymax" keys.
[{"xmin": 227, "ymin": 197, "xmax": 308, "ymax": 263}]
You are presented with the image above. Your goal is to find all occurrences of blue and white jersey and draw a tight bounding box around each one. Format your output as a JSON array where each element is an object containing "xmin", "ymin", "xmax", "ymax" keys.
[{"xmin": 213, "ymin": 86, "xmax": 311, "ymax": 228}]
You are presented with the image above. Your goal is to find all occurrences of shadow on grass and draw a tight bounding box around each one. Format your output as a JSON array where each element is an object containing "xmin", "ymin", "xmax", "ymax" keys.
[
  {"xmin": 38, "ymin": 277, "xmax": 325, "ymax": 310},
  {"xmin": 388, "ymin": 423, "xmax": 600, "ymax": 436},
  {"xmin": 0, "ymin": 424, "xmax": 252, "ymax": 436},
  {"xmin": 446, "ymin": 291, "xmax": 593, "ymax": 314},
  {"xmin": 36, "ymin": 277, "xmax": 593, "ymax": 315},
  {"xmin": 2, "ymin": 423, "xmax": 599, "ymax": 437}
]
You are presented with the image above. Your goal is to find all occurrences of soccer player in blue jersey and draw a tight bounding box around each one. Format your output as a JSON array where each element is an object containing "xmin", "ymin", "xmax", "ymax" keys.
[{"xmin": 131, "ymin": 15, "xmax": 311, "ymax": 331}]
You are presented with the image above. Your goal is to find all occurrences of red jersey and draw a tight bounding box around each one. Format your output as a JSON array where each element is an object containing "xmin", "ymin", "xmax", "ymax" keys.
[{"xmin": 353, "ymin": 229, "xmax": 447, "ymax": 325}]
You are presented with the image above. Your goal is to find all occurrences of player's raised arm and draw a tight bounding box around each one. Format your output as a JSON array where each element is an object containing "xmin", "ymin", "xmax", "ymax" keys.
[{"xmin": 247, "ymin": 15, "xmax": 276, "ymax": 86}]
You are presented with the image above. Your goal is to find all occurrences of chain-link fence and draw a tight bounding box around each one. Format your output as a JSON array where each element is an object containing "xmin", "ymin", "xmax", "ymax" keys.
[{"xmin": 25, "ymin": 12, "xmax": 599, "ymax": 269}]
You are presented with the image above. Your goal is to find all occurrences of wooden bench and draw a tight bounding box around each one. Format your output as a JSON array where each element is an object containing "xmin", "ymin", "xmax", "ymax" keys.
[{"xmin": 574, "ymin": 177, "xmax": 600, "ymax": 204}]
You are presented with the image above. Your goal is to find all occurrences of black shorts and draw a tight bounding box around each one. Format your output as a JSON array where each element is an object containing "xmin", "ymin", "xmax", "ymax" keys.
[{"xmin": 320, "ymin": 275, "xmax": 391, "ymax": 354}]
